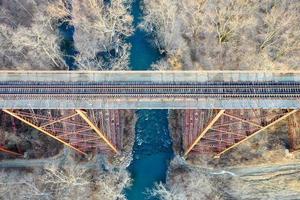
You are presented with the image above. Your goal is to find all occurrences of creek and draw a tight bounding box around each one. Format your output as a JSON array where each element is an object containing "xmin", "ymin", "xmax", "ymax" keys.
[{"xmin": 125, "ymin": 0, "xmax": 174, "ymax": 199}]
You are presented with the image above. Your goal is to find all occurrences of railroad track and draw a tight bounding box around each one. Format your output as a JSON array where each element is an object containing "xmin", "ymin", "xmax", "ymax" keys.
[{"xmin": 0, "ymin": 81, "xmax": 300, "ymax": 99}]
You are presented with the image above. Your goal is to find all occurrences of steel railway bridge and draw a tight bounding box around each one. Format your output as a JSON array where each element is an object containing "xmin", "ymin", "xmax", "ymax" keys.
[{"xmin": 0, "ymin": 71, "xmax": 299, "ymax": 158}]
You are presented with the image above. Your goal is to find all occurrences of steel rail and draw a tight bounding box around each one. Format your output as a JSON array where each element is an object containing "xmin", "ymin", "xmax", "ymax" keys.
[
  {"xmin": 0, "ymin": 81, "xmax": 299, "ymax": 100},
  {"xmin": 1, "ymin": 87, "xmax": 300, "ymax": 91},
  {"xmin": 0, "ymin": 88, "xmax": 300, "ymax": 94},
  {"xmin": 0, "ymin": 93, "xmax": 300, "ymax": 97},
  {"xmin": 0, "ymin": 82, "xmax": 300, "ymax": 88}
]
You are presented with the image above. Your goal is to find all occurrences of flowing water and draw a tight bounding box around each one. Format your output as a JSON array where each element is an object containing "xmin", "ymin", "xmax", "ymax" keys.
[
  {"xmin": 125, "ymin": 0, "xmax": 174, "ymax": 199},
  {"xmin": 59, "ymin": 1, "xmax": 174, "ymax": 199},
  {"xmin": 59, "ymin": 21, "xmax": 77, "ymax": 70}
]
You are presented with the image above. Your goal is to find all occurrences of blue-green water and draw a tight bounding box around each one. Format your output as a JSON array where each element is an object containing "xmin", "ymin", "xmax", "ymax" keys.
[
  {"xmin": 59, "ymin": 21, "xmax": 77, "ymax": 70},
  {"xmin": 127, "ymin": 0, "xmax": 162, "ymax": 70},
  {"xmin": 125, "ymin": 110, "xmax": 173, "ymax": 199},
  {"xmin": 125, "ymin": 0, "xmax": 173, "ymax": 199},
  {"xmin": 60, "ymin": 0, "xmax": 173, "ymax": 198}
]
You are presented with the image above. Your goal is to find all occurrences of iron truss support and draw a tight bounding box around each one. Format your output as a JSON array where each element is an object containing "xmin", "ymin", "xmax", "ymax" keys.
[
  {"xmin": 2, "ymin": 109, "xmax": 120, "ymax": 155},
  {"xmin": 184, "ymin": 110, "xmax": 225, "ymax": 156},
  {"xmin": 184, "ymin": 109, "xmax": 298, "ymax": 158},
  {"xmin": 75, "ymin": 110, "xmax": 118, "ymax": 154},
  {"xmin": 0, "ymin": 146, "xmax": 22, "ymax": 157},
  {"xmin": 288, "ymin": 111, "xmax": 300, "ymax": 152}
]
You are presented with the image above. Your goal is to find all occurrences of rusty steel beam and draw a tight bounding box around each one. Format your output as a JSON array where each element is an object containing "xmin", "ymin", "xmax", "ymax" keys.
[
  {"xmin": 57, "ymin": 128, "xmax": 92, "ymax": 137},
  {"xmin": 288, "ymin": 111, "xmax": 300, "ymax": 152},
  {"xmin": 0, "ymin": 146, "xmax": 22, "ymax": 157},
  {"xmin": 2, "ymin": 109, "xmax": 87, "ymax": 155},
  {"xmin": 184, "ymin": 109, "xmax": 299, "ymax": 158},
  {"xmin": 222, "ymin": 113, "xmax": 263, "ymax": 128},
  {"xmin": 209, "ymin": 128, "xmax": 246, "ymax": 137},
  {"xmin": 184, "ymin": 109, "xmax": 225, "ymax": 156},
  {"xmin": 75, "ymin": 109, "xmax": 119, "ymax": 154},
  {"xmin": 2, "ymin": 109, "xmax": 119, "ymax": 155},
  {"xmin": 293, "ymin": 149, "xmax": 300, "ymax": 154},
  {"xmin": 215, "ymin": 109, "xmax": 298, "ymax": 158},
  {"xmin": 40, "ymin": 113, "xmax": 79, "ymax": 128}
]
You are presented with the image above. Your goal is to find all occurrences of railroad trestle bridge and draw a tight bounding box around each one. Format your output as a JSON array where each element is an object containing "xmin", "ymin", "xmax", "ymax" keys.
[{"xmin": 0, "ymin": 71, "xmax": 299, "ymax": 158}]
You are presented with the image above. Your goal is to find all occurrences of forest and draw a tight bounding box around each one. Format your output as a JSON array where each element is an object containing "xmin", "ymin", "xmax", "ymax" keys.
[
  {"xmin": 0, "ymin": 0, "xmax": 135, "ymax": 199},
  {"xmin": 0, "ymin": 0, "xmax": 300, "ymax": 200},
  {"xmin": 142, "ymin": 0, "xmax": 300, "ymax": 70},
  {"xmin": 142, "ymin": 1, "xmax": 300, "ymax": 199}
]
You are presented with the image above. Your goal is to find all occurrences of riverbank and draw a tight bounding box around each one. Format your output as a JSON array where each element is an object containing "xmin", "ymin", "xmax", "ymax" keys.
[{"xmin": 110, "ymin": 110, "xmax": 137, "ymax": 168}]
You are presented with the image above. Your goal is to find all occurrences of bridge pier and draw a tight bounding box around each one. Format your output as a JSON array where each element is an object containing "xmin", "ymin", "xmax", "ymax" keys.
[
  {"xmin": 288, "ymin": 112, "xmax": 300, "ymax": 152},
  {"xmin": 1, "ymin": 109, "xmax": 120, "ymax": 156},
  {"xmin": 0, "ymin": 146, "xmax": 22, "ymax": 157},
  {"xmin": 183, "ymin": 109, "xmax": 298, "ymax": 158}
]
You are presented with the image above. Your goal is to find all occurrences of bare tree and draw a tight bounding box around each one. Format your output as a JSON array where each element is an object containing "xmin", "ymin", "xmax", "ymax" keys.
[
  {"xmin": 71, "ymin": 0, "xmax": 133, "ymax": 70},
  {"xmin": 255, "ymin": 0, "xmax": 300, "ymax": 70},
  {"xmin": 142, "ymin": 0, "xmax": 300, "ymax": 70},
  {"xmin": 0, "ymin": 170, "xmax": 51, "ymax": 200},
  {"xmin": 149, "ymin": 158, "xmax": 222, "ymax": 200},
  {"xmin": 0, "ymin": 0, "xmax": 67, "ymax": 70},
  {"xmin": 92, "ymin": 169, "xmax": 132, "ymax": 200},
  {"xmin": 39, "ymin": 164, "xmax": 93, "ymax": 199},
  {"xmin": 0, "ymin": 161, "xmax": 132, "ymax": 200}
]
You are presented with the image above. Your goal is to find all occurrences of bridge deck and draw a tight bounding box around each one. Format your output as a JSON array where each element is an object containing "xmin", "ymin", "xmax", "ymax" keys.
[{"xmin": 0, "ymin": 71, "xmax": 299, "ymax": 109}]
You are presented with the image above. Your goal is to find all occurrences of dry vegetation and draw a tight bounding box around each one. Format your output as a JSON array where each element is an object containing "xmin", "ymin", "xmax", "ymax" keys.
[
  {"xmin": 71, "ymin": 0, "xmax": 134, "ymax": 70},
  {"xmin": 0, "ymin": 1, "xmax": 136, "ymax": 199},
  {"xmin": 146, "ymin": 1, "xmax": 300, "ymax": 198},
  {"xmin": 142, "ymin": 0, "xmax": 300, "ymax": 70},
  {"xmin": 0, "ymin": 0, "xmax": 136, "ymax": 156},
  {"xmin": 0, "ymin": 1, "xmax": 69, "ymax": 159},
  {"xmin": 0, "ymin": 0, "xmax": 134, "ymax": 70},
  {"xmin": 0, "ymin": 156, "xmax": 131, "ymax": 200},
  {"xmin": 0, "ymin": 125, "xmax": 62, "ymax": 160},
  {"xmin": 151, "ymin": 156, "xmax": 300, "ymax": 200},
  {"xmin": 0, "ymin": 0, "xmax": 67, "ymax": 70},
  {"xmin": 150, "ymin": 158, "xmax": 223, "ymax": 200},
  {"xmin": 0, "ymin": 109, "xmax": 136, "ymax": 199}
]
